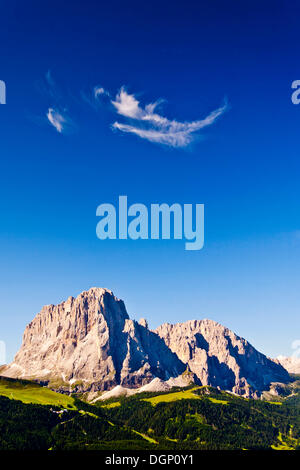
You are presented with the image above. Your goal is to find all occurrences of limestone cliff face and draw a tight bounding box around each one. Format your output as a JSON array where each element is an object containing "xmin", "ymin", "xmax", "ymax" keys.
[
  {"xmin": 2, "ymin": 288, "xmax": 184, "ymax": 391},
  {"xmin": 155, "ymin": 319, "xmax": 290, "ymax": 397},
  {"xmin": 2, "ymin": 288, "xmax": 289, "ymax": 397},
  {"xmin": 276, "ymin": 356, "xmax": 300, "ymax": 374}
]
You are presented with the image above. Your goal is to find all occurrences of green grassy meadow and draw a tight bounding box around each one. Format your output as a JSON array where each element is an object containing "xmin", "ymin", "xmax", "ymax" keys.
[
  {"xmin": 1, "ymin": 376, "xmax": 300, "ymax": 450},
  {"xmin": 143, "ymin": 387, "xmax": 229, "ymax": 406},
  {"xmin": 0, "ymin": 377, "xmax": 76, "ymax": 408}
]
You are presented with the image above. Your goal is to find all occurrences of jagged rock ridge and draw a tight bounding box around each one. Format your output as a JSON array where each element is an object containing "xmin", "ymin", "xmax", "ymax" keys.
[
  {"xmin": 2, "ymin": 288, "xmax": 185, "ymax": 391},
  {"xmin": 1, "ymin": 287, "xmax": 290, "ymax": 397},
  {"xmin": 155, "ymin": 320, "xmax": 289, "ymax": 397},
  {"xmin": 276, "ymin": 355, "xmax": 300, "ymax": 374}
]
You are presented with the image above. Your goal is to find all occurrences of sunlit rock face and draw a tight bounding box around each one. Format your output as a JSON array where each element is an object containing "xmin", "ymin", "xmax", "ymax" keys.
[
  {"xmin": 2, "ymin": 288, "xmax": 289, "ymax": 397},
  {"xmin": 277, "ymin": 355, "xmax": 300, "ymax": 374},
  {"xmin": 155, "ymin": 319, "xmax": 290, "ymax": 397},
  {"xmin": 2, "ymin": 288, "xmax": 185, "ymax": 391}
]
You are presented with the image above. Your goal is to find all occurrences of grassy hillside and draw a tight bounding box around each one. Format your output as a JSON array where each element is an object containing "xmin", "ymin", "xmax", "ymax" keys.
[
  {"xmin": 0, "ymin": 376, "xmax": 76, "ymax": 408},
  {"xmin": 143, "ymin": 387, "xmax": 229, "ymax": 406},
  {"xmin": 97, "ymin": 387, "xmax": 300, "ymax": 450},
  {"xmin": 1, "ymin": 377, "xmax": 300, "ymax": 450}
]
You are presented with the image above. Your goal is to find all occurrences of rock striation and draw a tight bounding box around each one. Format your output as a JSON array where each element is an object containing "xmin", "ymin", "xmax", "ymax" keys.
[
  {"xmin": 1, "ymin": 288, "xmax": 184, "ymax": 391},
  {"xmin": 276, "ymin": 355, "xmax": 300, "ymax": 374},
  {"xmin": 155, "ymin": 320, "xmax": 290, "ymax": 397},
  {"xmin": 1, "ymin": 287, "xmax": 290, "ymax": 397}
]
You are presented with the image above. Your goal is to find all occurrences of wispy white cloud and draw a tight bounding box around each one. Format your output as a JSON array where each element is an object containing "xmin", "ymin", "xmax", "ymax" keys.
[
  {"xmin": 45, "ymin": 70, "xmax": 55, "ymax": 89},
  {"xmin": 112, "ymin": 122, "xmax": 195, "ymax": 147},
  {"xmin": 94, "ymin": 85, "xmax": 110, "ymax": 99},
  {"xmin": 38, "ymin": 71, "xmax": 77, "ymax": 134},
  {"xmin": 46, "ymin": 107, "xmax": 74, "ymax": 134},
  {"xmin": 112, "ymin": 88, "xmax": 143, "ymax": 118},
  {"xmin": 81, "ymin": 85, "xmax": 110, "ymax": 110},
  {"xmin": 36, "ymin": 70, "xmax": 62, "ymax": 102},
  {"xmin": 111, "ymin": 87, "xmax": 227, "ymax": 147},
  {"xmin": 42, "ymin": 78, "xmax": 226, "ymax": 144},
  {"xmin": 47, "ymin": 108, "xmax": 65, "ymax": 133}
]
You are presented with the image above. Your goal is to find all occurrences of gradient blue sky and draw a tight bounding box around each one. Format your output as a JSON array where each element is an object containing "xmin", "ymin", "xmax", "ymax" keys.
[{"xmin": 1, "ymin": 0, "xmax": 300, "ymax": 362}]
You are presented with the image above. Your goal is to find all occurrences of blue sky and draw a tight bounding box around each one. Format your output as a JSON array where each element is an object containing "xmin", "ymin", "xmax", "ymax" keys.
[{"xmin": 1, "ymin": 0, "xmax": 300, "ymax": 362}]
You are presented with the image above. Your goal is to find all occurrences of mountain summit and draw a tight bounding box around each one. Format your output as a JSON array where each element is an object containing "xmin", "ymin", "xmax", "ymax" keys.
[{"xmin": 1, "ymin": 287, "xmax": 289, "ymax": 397}]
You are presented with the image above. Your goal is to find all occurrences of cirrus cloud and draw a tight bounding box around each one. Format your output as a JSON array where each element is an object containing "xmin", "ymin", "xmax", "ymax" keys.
[
  {"xmin": 46, "ymin": 107, "xmax": 75, "ymax": 134},
  {"xmin": 94, "ymin": 85, "xmax": 110, "ymax": 99},
  {"xmin": 111, "ymin": 87, "xmax": 227, "ymax": 148},
  {"xmin": 47, "ymin": 108, "xmax": 65, "ymax": 133}
]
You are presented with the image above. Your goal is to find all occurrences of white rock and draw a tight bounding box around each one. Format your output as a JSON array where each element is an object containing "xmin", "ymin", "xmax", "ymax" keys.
[{"xmin": 276, "ymin": 356, "xmax": 300, "ymax": 374}]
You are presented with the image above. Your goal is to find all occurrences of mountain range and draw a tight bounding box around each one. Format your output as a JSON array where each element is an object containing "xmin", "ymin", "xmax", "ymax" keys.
[{"xmin": 1, "ymin": 287, "xmax": 291, "ymax": 398}]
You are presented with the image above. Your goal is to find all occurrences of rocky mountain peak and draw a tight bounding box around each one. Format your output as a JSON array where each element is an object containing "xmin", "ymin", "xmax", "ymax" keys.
[
  {"xmin": 276, "ymin": 355, "xmax": 300, "ymax": 374},
  {"xmin": 139, "ymin": 318, "xmax": 148, "ymax": 328},
  {"xmin": 1, "ymin": 287, "xmax": 290, "ymax": 397},
  {"xmin": 155, "ymin": 318, "xmax": 289, "ymax": 396}
]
